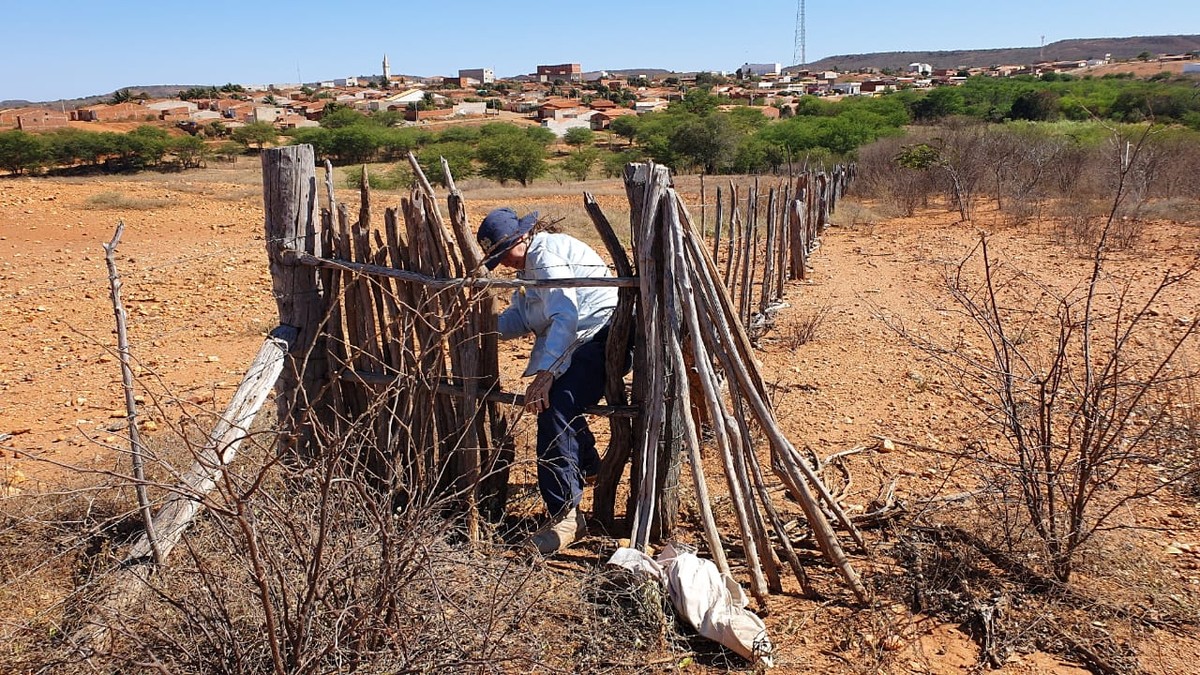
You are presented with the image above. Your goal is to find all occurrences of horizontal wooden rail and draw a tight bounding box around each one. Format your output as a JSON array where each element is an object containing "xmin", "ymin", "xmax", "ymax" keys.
[
  {"xmin": 286, "ymin": 251, "xmax": 640, "ymax": 290},
  {"xmin": 341, "ymin": 370, "xmax": 640, "ymax": 418}
]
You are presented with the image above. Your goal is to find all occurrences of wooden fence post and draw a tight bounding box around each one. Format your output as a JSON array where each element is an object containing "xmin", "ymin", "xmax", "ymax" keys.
[
  {"xmin": 585, "ymin": 193, "xmax": 636, "ymax": 529},
  {"xmin": 262, "ymin": 145, "xmax": 332, "ymax": 458}
]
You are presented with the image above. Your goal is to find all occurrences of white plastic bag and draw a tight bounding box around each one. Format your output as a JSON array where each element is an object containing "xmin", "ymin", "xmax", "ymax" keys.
[{"xmin": 606, "ymin": 543, "xmax": 774, "ymax": 667}]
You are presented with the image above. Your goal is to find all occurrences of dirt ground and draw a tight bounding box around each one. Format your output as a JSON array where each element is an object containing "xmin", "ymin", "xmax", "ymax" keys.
[{"xmin": 1, "ymin": 161, "xmax": 1198, "ymax": 673}]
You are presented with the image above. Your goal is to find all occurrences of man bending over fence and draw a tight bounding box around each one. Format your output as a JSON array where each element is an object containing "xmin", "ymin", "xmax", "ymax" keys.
[{"xmin": 477, "ymin": 207, "xmax": 629, "ymax": 555}]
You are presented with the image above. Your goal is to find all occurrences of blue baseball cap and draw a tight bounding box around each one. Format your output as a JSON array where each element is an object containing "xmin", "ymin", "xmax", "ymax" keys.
[{"xmin": 478, "ymin": 207, "xmax": 538, "ymax": 270}]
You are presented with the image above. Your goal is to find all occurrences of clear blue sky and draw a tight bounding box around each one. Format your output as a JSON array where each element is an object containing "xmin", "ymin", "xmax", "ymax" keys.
[{"xmin": 3, "ymin": 0, "xmax": 1197, "ymax": 102}]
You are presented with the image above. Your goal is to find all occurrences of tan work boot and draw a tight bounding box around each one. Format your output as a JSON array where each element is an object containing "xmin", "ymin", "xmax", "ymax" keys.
[{"xmin": 526, "ymin": 507, "xmax": 587, "ymax": 555}]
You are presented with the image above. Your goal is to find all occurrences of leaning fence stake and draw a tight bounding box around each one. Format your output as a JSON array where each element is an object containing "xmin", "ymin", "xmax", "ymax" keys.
[{"xmin": 102, "ymin": 221, "xmax": 163, "ymax": 568}]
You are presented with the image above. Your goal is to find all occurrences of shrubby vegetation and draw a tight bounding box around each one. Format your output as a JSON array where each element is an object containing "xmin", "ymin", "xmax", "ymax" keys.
[
  {"xmin": 593, "ymin": 89, "xmax": 908, "ymax": 174},
  {"xmin": 0, "ymin": 125, "xmax": 213, "ymax": 174},
  {"xmin": 856, "ymin": 118, "xmax": 1200, "ymax": 233},
  {"xmin": 899, "ymin": 73, "xmax": 1200, "ymax": 126},
  {"xmin": 3, "ymin": 73, "xmax": 1197, "ymax": 182},
  {"xmin": 177, "ymin": 83, "xmax": 247, "ymax": 101}
]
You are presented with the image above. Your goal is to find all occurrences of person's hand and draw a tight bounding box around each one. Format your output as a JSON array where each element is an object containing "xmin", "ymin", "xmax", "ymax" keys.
[{"xmin": 524, "ymin": 370, "xmax": 554, "ymax": 413}]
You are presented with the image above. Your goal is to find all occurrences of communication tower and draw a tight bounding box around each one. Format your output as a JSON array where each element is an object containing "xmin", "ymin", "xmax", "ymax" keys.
[{"xmin": 793, "ymin": 0, "xmax": 806, "ymax": 67}]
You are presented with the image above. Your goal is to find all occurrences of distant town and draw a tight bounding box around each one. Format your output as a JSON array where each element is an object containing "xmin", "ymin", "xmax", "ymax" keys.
[{"xmin": 3, "ymin": 51, "xmax": 1199, "ymax": 138}]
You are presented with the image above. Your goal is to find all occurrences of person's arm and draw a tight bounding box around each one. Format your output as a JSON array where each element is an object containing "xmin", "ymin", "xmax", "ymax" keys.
[{"xmin": 496, "ymin": 291, "xmax": 529, "ymax": 339}]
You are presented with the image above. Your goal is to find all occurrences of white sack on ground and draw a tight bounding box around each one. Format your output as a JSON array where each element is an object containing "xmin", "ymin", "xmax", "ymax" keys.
[{"xmin": 606, "ymin": 544, "xmax": 774, "ymax": 667}]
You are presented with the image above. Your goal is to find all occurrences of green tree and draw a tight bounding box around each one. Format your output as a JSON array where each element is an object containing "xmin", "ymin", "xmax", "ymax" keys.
[
  {"xmin": 563, "ymin": 126, "xmax": 595, "ymax": 147},
  {"xmin": 732, "ymin": 136, "xmax": 786, "ymax": 173},
  {"xmin": 669, "ymin": 115, "xmax": 739, "ymax": 174},
  {"xmin": 203, "ymin": 121, "xmax": 228, "ymax": 138},
  {"xmin": 437, "ymin": 125, "xmax": 481, "ymax": 144},
  {"xmin": 1010, "ymin": 89, "xmax": 1060, "ymax": 121},
  {"xmin": 287, "ymin": 127, "xmax": 335, "ymax": 158},
  {"xmin": 476, "ymin": 124, "xmax": 548, "ymax": 186},
  {"xmin": 376, "ymin": 127, "xmax": 430, "ymax": 160},
  {"xmin": 180, "ymin": 86, "xmax": 220, "ymax": 100},
  {"xmin": 0, "ymin": 130, "xmax": 47, "ymax": 174},
  {"xmin": 893, "ymin": 142, "xmax": 942, "ymax": 170},
  {"xmin": 232, "ymin": 121, "xmax": 278, "ymax": 150},
  {"xmin": 122, "ymin": 125, "xmax": 171, "ymax": 169},
  {"xmin": 215, "ymin": 140, "xmax": 244, "ymax": 161},
  {"xmin": 44, "ymin": 128, "xmax": 114, "ymax": 168},
  {"xmin": 910, "ymin": 87, "xmax": 965, "ymax": 121},
  {"xmin": 170, "ymin": 134, "xmax": 209, "ymax": 169},
  {"xmin": 370, "ymin": 109, "xmax": 405, "ymax": 128},
  {"xmin": 524, "ymin": 125, "xmax": 557, "ymax": 146},
  {"xmin": 609, "ymin": 115, "xmax": 639, "ymax": 145},
  {"xmin": 321, "ymin": 106, "xmax": 369, "ymax": 129},
  {"xmin": 561, "ymin": 147, "xmax": 600, "ymax": 180},
  {"xmin": 327, "ymin": 126, "xmax": 382, "ymax": 163},
  {"xmin": 109, "ymin": 88, "xmax": 134, "ymax": 104},
  {"xmin": 417, "ymin": 141, "xmax": 475, "ymax": 187},
  {"xmin": 602, "ymin": 149, "xmax": 643, "ymax": 178},
  {"xmin": 676, "ymin": 88, "xmax": 720, "ymax": 115}
]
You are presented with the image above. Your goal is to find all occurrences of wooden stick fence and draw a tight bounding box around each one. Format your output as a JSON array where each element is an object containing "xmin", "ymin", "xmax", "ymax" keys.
[
  {"xmin": 264, "ymin": 146, "xmax": 865, "ymax": 601},
  {"xmin": 706, "ymin": 165, "xmax": 854, "ymax": 340}
]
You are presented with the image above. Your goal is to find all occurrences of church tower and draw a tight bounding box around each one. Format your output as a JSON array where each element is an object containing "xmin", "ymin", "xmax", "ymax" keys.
[{"xmin": 382, "ymin": 54, "xmax": 391, "ymax": 86}]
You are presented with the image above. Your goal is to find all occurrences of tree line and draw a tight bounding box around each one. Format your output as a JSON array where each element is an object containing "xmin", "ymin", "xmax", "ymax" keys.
[
  {"xmin": 0, "ymin": 125, "xmax": 218, "ymax": 175},
  {"xmin": 2, "ymin": 73, "xmax": 1196, "ymax": 180},
  {"xmin": 899, "ymin": 72, "xmax": 1200, "ymax": 125}
]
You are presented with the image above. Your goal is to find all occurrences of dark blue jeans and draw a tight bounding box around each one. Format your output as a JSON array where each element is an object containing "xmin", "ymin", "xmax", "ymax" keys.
[{"xmin": 536, "ymin": 325, "xmax": 617, "ymax": 516}]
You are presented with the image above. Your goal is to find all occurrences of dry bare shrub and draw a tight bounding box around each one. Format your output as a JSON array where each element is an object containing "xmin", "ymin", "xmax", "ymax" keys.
[
  {"xmin": 1106, "ymin": 215, "xmax": 1146, "ymax": 250},
  {"xmin": 0, "ymin": 408, "xmax": 678, "ymax": 673},
  {"xmin": 1136, "ymin": 197, "xmax": 1200, "ymax": 223},
  {"xmin": 83, "ymin": 190, "xmax": 174, "ymax": 210},
  {"xmin": 880, "ymin": 127, "xmax": 1200, "ymax": 597},
  {"xmin": 783, "ymin": 305, "xmax": 832, "ymax": 350},
  {"xmin": 833, "ymin": 199, "xmax": 886, "ymax": 230},
  {"xmin": 1050, "ymin": 197, "xmax": 1108, "ymax": 251},
  {"xmin": 854, "ymin": 135, "xmax": 942, "ymax": 218},
  {"xmin": 911, "ymin": 235, "xmax": 1199, "ymax": 583}
]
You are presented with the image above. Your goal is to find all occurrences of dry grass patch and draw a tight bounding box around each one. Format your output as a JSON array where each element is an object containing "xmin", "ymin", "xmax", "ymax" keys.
[{"xmin": 82, "ymin": 190, "xmax": 175, "ymax": 211}]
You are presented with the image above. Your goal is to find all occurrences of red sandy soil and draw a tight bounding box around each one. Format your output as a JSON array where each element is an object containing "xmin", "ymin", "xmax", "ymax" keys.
[{"xmin": 1, "ymin": 164, "xmax": 1198, "ymax": 673}]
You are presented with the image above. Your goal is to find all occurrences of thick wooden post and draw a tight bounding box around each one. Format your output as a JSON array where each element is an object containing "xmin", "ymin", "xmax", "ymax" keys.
[
  {"xmin": 262, "ymin": 145, "xmax": 332, "ymax": 458},
  {"xmin": 584, "ymin": 193, "xmax": 636, "ymax": 529}
]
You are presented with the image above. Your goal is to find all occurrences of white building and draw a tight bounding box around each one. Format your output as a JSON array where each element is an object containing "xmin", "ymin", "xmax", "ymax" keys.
[
  {"xmin": 740, "ymin": 62, "xmax": 781, "ymax": 77},
  {"xmin": 459, "ymin": 68, "xmax": 495, "ymax": 84},
  {"xmin": 251, "ymin": 106, "xmax": 284, "ymax": 123},
  {"xmin": 368, "ymin": 88, "xmax": 447, "ymax": 111},
  {"xmin": 541, "ymin": 110, "xmax": 598, "ymax": 137},
  {"xmin": 908, "ymin": 63, "xmax": 933, "ymax": 76},
  {"xmin": 454, "ymin": 101, "xmax": 488, "ymax": 116},
  {"xmin": 333, "ymin": 77, "xmax": 360, "ymax": 88},
  {"xmin": 634, "ymin": 98, "xmax": 668, "ymax": 114},
  {"xmin": 146, "ymin": 100, "xmax": 198, "ymax": 114}
]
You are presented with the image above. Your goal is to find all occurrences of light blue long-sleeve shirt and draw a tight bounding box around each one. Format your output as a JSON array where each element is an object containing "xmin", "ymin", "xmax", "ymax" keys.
[{"xmin": 498, "ymin": 232, "xmax": 618, "ymax": 377}]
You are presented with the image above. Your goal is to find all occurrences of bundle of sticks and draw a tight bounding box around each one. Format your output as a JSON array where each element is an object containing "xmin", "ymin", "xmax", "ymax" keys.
[{"xmin": 622, "ymin": 163, "xmax": 866, "ymax": 602}]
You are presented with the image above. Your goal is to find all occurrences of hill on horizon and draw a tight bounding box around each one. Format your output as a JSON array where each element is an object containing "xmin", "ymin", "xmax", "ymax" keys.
[
  {"xmin": 800, "ymin": 34, "xmax": 1200, "ymax": 72},
  {"xmin": 5, "ymin": 35, "xmax": 1197, "ymax": 110},
  {"xmin": 1, "ymin": 85, "xmax": 208, "ymax": 112}
]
